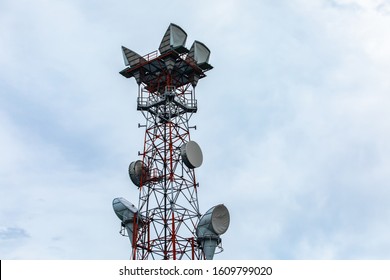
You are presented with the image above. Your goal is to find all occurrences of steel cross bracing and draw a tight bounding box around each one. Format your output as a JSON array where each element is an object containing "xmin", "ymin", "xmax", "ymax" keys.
[{"xmin": 133, "ymin": 83, "xmax": 202, "ymax": 260}]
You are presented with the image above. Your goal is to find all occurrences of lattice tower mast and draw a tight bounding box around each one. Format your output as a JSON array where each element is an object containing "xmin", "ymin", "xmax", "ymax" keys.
[{"xmin": 113, "ymin": 23, "xmax": 230, "ymax": 260}]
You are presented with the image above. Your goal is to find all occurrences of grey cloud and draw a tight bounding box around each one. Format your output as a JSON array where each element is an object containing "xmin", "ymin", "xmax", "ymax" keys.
[{"xmin": 0, "ymin": 227, "xmax": 30, "ymax": 240}]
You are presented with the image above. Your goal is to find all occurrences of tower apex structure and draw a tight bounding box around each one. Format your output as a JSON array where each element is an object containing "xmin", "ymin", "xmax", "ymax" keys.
[{"xmin": 113, "ymin": 23, "xmax": 230, "ymax": 260}]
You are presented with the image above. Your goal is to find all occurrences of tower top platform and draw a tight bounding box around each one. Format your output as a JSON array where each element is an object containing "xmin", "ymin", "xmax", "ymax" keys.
[{"xmin": 120, "ymin": 49, "xmax": 211, "ymax": 93}]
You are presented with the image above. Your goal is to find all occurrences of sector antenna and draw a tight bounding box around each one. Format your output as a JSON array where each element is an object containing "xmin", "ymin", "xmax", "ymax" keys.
[{"xmin": 112, "ymin": 23, "xmax": 230, "ymax": 260}]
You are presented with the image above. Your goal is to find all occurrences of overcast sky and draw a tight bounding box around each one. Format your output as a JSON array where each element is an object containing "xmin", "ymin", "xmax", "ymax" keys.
[{"xmin": 1, "ymin": 0, "xmax": 390, "ymax": 259}]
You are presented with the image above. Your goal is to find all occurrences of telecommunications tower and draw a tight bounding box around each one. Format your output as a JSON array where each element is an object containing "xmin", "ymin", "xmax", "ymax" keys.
[{"xmin": 113, "ymin": 23, "xmax": 230, "ymax": 260}]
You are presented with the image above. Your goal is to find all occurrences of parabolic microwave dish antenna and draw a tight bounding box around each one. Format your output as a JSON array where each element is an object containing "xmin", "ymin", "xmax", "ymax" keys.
[
  {"xmin": 181, "ymin": 140, "xmax": 203, "ymax": 169},
  {"xmin": 112, "ymin": 197, "xmax": 141, "ymax": 246},
  {"xmin": 128, "ymin": 160, "xmax": 148, "ymax": 187},
  {"xmin": 196, "ymin": 204, "xmax": 230, "ymax": 260}
]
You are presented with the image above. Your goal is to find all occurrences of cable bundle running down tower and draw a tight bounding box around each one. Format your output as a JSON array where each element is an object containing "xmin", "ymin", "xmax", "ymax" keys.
[{"xmin": 113, "ymin": 23, "xmax": 230, "ymax": 260}]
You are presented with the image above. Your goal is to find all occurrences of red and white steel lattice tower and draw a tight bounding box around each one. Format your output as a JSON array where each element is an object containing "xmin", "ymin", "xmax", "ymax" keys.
[{"xmin": 113, "ymin": 24, "xmax": 230, "ymax": 260}]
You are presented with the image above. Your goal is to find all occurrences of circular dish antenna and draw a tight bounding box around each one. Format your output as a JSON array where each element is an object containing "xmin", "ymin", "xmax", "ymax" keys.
[
  {"xmin": 112, "ymin": 197, "xmax": 138, "ymax": 221},
  {"xmin": 128, "ymin": 160, "xmax": 148, "ymax": 186},
  {"xmin": 197, "ymin": 204, "xmax": 230, "ymax": 236},
  {"xmin": 209, "ymin": 204, "xmax": 230, "ymax": 235},
  {"xmin": 181, "ymin": 141, "xmax": 203, "ymax": 169},
  {"xmin": 195, "ymin": 204, "xmax": 230, "ymax": 260}
]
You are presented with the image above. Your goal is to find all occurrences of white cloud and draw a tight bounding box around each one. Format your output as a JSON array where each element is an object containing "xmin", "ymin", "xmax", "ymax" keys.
[{"xmin": 197, "ymin": 0, "xmax": 390, "ymax": 259}]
